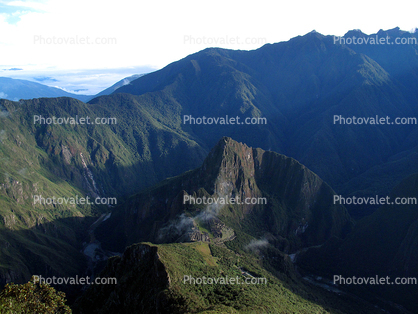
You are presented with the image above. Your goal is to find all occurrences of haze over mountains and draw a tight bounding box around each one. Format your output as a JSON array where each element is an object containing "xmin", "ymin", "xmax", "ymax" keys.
[
  {"xmin": 0, "ymin": 77, "xmax": 91, "ymax": 102},
  {"xmin": 0, "ymin": 27, "xmax": 418, "ymax": 313},
  {"xmin": 91, "ymin": 74, "xmax": 146, "ymax": 100},
  {"xmin": 0, "ymin": 74, "xmax": 148, "ymax": 103}
]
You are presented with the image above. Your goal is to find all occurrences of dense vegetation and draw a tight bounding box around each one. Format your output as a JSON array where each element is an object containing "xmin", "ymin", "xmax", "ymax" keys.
[
  {"xmin": 0, "ymin": 277, "xmax": 71, "ymax": 313},
  {"xmin": 0, "ymin": 27, "xmax": 417, "ymax": 313},
  {"xmin": 74, "ymin": 242, "xmax": 384, "ymax": 313}
]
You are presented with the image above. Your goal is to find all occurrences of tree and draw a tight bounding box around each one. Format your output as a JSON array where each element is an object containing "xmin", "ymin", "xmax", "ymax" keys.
[{"xmin": 0, "ymin": 276, "xmax": 71, "ymax": 313}]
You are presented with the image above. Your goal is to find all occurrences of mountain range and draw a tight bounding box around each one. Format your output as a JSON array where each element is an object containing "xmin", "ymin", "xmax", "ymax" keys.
[
  {"xmin": 112, "ymin": 27, "xmax": 418, "ymax": 217},
  {"xmin": 0, "ymin": 74, "xmax": 147, "ymax": 103},
  {"xmin": 0, "ymin": 27, "xmax": 418, "ymax": 313},
  {"xmin": 90, "ymin": 74, "xmax": 146, "ymax": 100},
  {"xmin": 0, "ymin": 77, "xmax": 91, "ymax": 102}
]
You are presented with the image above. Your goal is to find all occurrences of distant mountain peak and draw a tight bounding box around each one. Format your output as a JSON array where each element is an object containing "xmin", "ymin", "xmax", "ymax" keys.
[
  {"xmin": 343, "ymin": 26, "xmax": 417, "ymax": 39},
  {"xmin": 376, "ymin": 26, "xmax": 416, "ymax": 38},
  {"xmin": 0, "ymin": 76, "xmax": 90, "ymax": 102},
  {"xmin": 344, "ymin": 29, "xmax": 367, "ymax": 37}
]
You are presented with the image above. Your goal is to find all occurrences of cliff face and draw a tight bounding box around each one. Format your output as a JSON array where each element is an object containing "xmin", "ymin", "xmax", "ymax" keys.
[{"xmin": 97, "ymin": 137, "xmax": 353, "ymax": 253}]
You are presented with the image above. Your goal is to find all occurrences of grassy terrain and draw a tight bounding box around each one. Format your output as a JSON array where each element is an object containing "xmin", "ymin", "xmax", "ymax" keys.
[
  {"xmin": 75, "ymin": 241, "xmax": 385, "ymax": 313},
  {"xmin": 191, "ymin": 242, "xmax": 218, "ymax": 266}
]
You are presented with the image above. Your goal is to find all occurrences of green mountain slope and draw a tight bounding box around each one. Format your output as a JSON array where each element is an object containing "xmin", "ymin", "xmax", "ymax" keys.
[
  {"xmin": 0, "ymin": 96, "xmax": 206, "ymax": 286},
  {"xmin": 0, "ymin": 28, "xmax": 418, "ymax": 313},
  {"xmin": 74, "ymin": 242, "xmax": 383, "ymax": 314}
]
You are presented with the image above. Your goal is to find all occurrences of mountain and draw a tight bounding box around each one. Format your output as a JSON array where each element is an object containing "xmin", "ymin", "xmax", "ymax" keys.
[
  {"xmin": 342, "ymin": 28, "xmax": 418, "ymax": 100},
  {"xmin": 0, "ymin": 77, "xmax": 90, "ymax": 102},
  {"xmin": 96, "ymin": 137, "xmax": 353, "ymax": 253},
  {"xmin": 2, "ymin": 29, "xmax": 417, "ymax": 211},
  {"xmin": 0, "ymin": 27, "xmax": 418, "ymax": 312},
  {"xmin": 88, "ymin": 74, "xmax": 146, "ymax": 101},
  {"xmin": 73, "ymin": 242, "xmax": 383, "ymax": 314},
  {"xmin": 298, "ymin": 173, "xmax": 418, "ymax": 313},
  {"xmin": 111, "ymin": 28, "xmax": 418, "ymax": 213},
  {"xmin": 74, "ymin": 138, "xmax": 374, "ymax": 313},
  {"xmin": 0, "ymin": 95, "xmax": 206, "ymax": 293},
  {"xmin": 3, "ymin": 29, "xmax": 418, "ymax": 215}
]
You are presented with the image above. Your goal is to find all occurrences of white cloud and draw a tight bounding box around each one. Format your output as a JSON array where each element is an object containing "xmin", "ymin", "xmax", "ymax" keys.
[
  {"xmin": 1, "ymin": 66, "xmax": 155, "ymax": 95},
  {"xmin": 4, "ymin": 0, "xmax": 47, "ymax": 10},
  {"xmin": 245, "ymin": 238, "xmax": 269, "ymax": 253}
]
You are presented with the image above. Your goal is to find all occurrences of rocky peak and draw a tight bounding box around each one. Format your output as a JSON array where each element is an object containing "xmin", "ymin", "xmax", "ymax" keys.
[{"xmin": 99, "ymin": 137, "xmax": 353, "ymax": 253}]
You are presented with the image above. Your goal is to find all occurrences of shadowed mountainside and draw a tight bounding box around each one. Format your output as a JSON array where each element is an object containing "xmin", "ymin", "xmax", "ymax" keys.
[{"xmin": 97, "ymin": 137, "xmax": 354, "ymax": 254}]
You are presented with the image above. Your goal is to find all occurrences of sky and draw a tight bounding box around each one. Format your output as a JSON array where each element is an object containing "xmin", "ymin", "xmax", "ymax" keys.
[{"xmin": 0, "ymin": 0, "xmax": 417, "ymax": 94}]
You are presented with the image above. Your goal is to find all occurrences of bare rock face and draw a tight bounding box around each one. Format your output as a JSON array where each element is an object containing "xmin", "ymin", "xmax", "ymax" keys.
[{"xmin": 61, "ymin": 144, "xmax": 73, "ymax": 165}]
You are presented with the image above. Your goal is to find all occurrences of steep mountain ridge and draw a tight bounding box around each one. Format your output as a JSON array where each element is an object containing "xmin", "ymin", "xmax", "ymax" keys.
[
  {"xmin": 114, "ymin": 29, "xmax": 418, "ymax": 198},
  {"xmin": 97, "ymin": 137, "xmax": 353, "ymax": 254},
  {"xmin": 1, "ymin": 28, "xmax": 418, "ymax": 312},
  {"xmin": 343, "ymin": 27, "xmax": 418, "ymax": 97}
]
